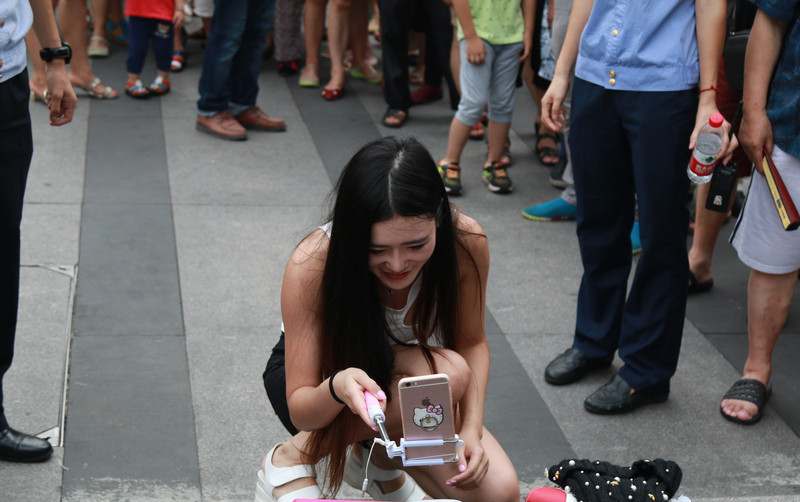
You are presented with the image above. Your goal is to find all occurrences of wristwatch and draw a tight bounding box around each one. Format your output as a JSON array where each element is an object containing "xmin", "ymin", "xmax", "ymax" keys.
[{"xmin": 39, "ymin": 44, "xmax": 72, "ymax": 64}]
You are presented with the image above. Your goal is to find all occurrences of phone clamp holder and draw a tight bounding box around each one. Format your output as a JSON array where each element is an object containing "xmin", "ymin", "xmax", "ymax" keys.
[{"xmin": 365, "ymin": 391, "xmax": 464, "ymax": 468}]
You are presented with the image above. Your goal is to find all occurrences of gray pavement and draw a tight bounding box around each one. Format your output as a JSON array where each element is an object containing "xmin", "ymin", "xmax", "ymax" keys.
[{"xmin": 1, "ymin": 33, "xmax": 799, "ymax": 502}]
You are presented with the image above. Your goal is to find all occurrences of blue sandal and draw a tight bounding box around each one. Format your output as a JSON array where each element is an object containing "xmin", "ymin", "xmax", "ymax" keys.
[{"xmin": 107, "ymin": 19, "xmax": 129, "ymax": 45}]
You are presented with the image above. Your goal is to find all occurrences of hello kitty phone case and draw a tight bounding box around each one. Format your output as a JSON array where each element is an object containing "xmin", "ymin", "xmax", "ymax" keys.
[{"xmin": 398, "ymin": 374, "xmax": 458, "ymax": 463}]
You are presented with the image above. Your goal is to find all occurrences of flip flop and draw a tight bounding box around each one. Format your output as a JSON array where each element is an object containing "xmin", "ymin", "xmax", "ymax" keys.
[
  {"xmin": 688, "ymin": 270, "xmax": 714, "ymax": 294},
  {"xmin": 720, "ymin": 378, "xmax": 770, "ymax": 425}
]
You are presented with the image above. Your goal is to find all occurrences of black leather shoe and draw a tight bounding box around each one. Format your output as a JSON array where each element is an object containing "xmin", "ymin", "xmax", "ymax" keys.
[
  {"xmin": 0, "ymin": 427, "xmax": 53, "ymax": 462},
  {"xmin": 583, "ymin": 374, "xmax": 669, "ymax": 414},
  {"xmin": 544, "ymin": 348, "xmax": 614, "ymax": 385}
]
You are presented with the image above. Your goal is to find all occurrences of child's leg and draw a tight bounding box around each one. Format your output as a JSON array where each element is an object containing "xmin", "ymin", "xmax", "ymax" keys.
[
  {"xmin": 487, "ymin": 120, "xmax": 511, "ymax": 165},
  {"xmin": 486, "ymin": 42, "xmax": 523, "ymax": 164},
  {"xmin": 444, "ymin": 38, "xmax": 492, "ymax": 164},
  {"xmin": 125, "ymin": 17, "xmax": 152, "ymax": 97},
  {"xmin": 126, "ymin": 17, "xmax": 151, "ymax": 80},
  {"xmin": 152, "ymin": 21, "xmax": 175, "ymax": 78}
]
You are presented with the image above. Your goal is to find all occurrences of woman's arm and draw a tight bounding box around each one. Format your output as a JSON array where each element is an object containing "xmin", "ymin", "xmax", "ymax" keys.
[
  {"xmin": 282, "ymin": 231, "xmax": 384, "ymax": 431},
  {"xmin": 447, "ymin": 214, "xmax": 491, "ymax": 488}
]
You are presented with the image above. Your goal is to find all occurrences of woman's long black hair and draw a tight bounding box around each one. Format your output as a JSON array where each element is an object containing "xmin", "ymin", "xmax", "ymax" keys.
[{"xmin": 308, "ymin": 136, "xmax": 470, "ymax": 493}]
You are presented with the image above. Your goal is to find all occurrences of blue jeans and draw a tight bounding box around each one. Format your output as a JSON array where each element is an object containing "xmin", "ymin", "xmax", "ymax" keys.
[{"xmin": 197, "ymin": 0, "xmax": 275, "ymax": 115}]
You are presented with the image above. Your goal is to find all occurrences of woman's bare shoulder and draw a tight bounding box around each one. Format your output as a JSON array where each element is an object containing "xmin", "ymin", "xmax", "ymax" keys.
[{"xmin": 287, "ymin": 228, "xmax": 329, "ymax": 272}]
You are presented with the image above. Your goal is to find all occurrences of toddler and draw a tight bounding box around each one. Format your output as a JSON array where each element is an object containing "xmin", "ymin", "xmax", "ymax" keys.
[
  {"xmin": 124, "ymin": 0, "xmax": 185, "ymax": 98},
  {"xmin": 439, "ymin": 0, "xmax": 533, "ymax": 194}
]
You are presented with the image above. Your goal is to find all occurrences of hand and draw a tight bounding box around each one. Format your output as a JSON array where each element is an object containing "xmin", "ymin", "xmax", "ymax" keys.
[
  {"xmin": 330, "ymin": 368, "xmax": 387, "ymax": 430},
  {"xmin": 174, "ymin": 10, "xmax": 185, "ymax": 29},
  {"xmin": 519, "ymin": 37, "xmax": 532, "ymax": 63},
  {"xmin": 445, "ymin": 429, "xmax": 489, "ymax": 490},
  {"xmin": 464, "ymin": 35, "xmax": 486, "ymax": 65},
  {"xmin": 689, "ymin": 98, "xmax": 738, "ymax": 165},
  {"xmin": 739, "ymin": 107, "xmax": 772, "ymax": 175},
  {"xmin": 540, "ymin": 73, "xmax": 569, "ymax": 132},
  {"xmin": 44, "ymin": 63, "xmax": 77, "ymax": 126}
]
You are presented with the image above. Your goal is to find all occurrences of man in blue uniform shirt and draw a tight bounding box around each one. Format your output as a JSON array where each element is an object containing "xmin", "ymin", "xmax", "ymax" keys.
[
  {"xmin": 0, "ymin": 0, "xmax": 76, "ymax": 461},
  {"xmin": 540, "ymin": 0, "xmax": 736, "ymax": 413}
]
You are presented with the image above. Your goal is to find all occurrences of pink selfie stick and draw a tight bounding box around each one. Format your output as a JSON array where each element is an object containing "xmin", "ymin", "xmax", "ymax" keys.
[
  {"xmin": 364, "ymin": 391, "xmax": 391, "ymax": 443},
  {"xmin": 364, "ymin": 391, "xmax": 385, "ymax": 426}
]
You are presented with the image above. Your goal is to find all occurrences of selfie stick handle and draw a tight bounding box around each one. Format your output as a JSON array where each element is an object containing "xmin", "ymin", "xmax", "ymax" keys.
[{"xmin": 364, "ymin": 391, "xmax": 391, "ymax": 443}]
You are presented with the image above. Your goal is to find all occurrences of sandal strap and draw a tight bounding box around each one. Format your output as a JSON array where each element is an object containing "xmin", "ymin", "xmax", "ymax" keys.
[
  {"xmin": 722, "ymin": 378, "xmax": 769, "ymax": 406},
  {"xmin": 256, "ymin": 468, "xmax": 321, "ymax": 502},
  {"xmin": 265, "ymin": 444, "xmax": 316, "ymax": 486},
  {"xmin": 85, "ymin": 78, "xmax": 102, "ymax": 91}
]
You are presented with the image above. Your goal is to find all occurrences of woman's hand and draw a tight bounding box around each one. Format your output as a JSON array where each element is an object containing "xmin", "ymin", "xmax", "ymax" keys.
[
  {"xmin": 445, "ymin": 429, "xmax": 489, "ymax": 490},
  {"xmin": 330, "ymin": 368, "xmax": 387, "ymax": 430}
]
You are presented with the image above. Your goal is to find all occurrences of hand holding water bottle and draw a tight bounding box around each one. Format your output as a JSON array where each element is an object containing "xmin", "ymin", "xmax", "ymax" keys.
[{"xmin": 688, "ymin": 113, "xmax": 726, "ymax": 183}]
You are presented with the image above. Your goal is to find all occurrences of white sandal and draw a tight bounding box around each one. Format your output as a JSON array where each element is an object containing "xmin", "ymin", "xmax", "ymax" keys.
[
  {"xmin": 255, "ymin": 443, "xmax": 322, "ymax": 502},
  {"xmin": 343, "ymin": 445, "xmax": 429, "ymax": 501}
]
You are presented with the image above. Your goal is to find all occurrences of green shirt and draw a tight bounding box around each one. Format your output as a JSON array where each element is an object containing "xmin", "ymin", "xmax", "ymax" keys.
[{"xmin": 457, "ymin": 0, "xmax": 525, "ymax": 45}]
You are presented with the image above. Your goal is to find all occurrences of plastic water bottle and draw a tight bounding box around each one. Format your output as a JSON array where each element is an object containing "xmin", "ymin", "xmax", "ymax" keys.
[{"xmin": 687, "ymin": 113, "xmax": 725, "ymax": 183}]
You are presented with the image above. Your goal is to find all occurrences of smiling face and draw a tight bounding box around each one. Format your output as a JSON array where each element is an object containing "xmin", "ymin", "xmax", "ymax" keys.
[{"xmin": 368, "ymin": 215, "xmax": 437, "ymax": 292}]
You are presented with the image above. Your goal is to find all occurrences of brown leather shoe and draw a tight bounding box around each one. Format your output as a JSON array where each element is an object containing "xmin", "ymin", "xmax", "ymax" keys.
[
  {"xmin": 196, "ymin": 110, "xmax": 248, "ymax": 141},
  {"xmin": 234, "ymin": 106, "xmax": 286, "ymax": 132}
]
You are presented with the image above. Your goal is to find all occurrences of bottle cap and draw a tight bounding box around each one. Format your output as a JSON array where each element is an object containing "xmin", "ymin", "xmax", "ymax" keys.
[{"xmin": 709, "ymin": 113, "xmax": 724, "ymax": 128}]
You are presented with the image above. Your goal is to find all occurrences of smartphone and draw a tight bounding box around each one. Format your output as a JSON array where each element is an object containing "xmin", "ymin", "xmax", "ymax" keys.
[{"xmin": 398, "ymin": 374, "xmax": 458, "ymax": 464}]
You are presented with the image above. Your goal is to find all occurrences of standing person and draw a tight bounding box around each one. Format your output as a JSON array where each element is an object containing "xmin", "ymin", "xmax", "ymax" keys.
[
  {"xmin": 378, "ymin": 0, "xmax": 459, "ymax": 127},
  {"xmin": 720, "ymin": 0, "xmax": 800, "ymax": 426},
  {"xmin": 256, "ymin": 137, "xmax": 519, "ymax": 502},
  {"xmin": 27, "ymin": 0, "xmax": 119, "ymax": 100},
  {"xmin": 0, "ymin": 0, "xmax": 77, "ymax": 462},
  {"xmin": 540, "ymin": 0, "xmax": 734, "ymax": 414},
  {"xmin": 123, "ymin": 0, "xmax": 186, "ymax": 98},
  {"xmin": 195, "ymin": 0, "xmax": 286, "ymax": 141},
  {"xmin": 436, "ymin": 0, "xmax": 533, "ymax": 195}
]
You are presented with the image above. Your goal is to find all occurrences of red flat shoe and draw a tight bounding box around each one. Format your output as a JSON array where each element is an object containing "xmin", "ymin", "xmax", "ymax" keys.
[{"xmin": 321, "ymin": 87, "xmax": 343, "ymax": 101}]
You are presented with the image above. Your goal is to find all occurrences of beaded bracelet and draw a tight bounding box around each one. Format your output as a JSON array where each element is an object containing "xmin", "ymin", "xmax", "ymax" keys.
[{"xmin": 329, "ymin": 369, "xmax": 345, "ymax": 404}]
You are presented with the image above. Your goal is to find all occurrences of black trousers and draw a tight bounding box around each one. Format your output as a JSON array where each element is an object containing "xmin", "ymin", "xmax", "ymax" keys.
[
  {"xmin": 379, "ymin": 0, "xmax": 458, "ymax": 111},
  {"xmin": 569, "ymin": 78, "xmax": 696, "ymax": 395},
  {"xmin": 0, "ymin": 70, "xmax": 34, "ymax": 430}
]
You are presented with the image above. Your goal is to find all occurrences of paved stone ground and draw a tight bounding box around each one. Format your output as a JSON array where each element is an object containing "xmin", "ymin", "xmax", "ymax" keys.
[{"xmin": 1, "ymin": 30, "xmax": 798, "ymax": 502}]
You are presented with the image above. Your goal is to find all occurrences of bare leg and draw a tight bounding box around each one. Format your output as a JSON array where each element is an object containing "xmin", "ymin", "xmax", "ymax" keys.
[
  {"xmin": 486, "ymin": 120, "xmax": 511, "ymax": 165},
  {"xmin": 325, "ymin": 0, "xmax": 351, "ymax": 91},
  {"xmin": 444, "ymin": 117, "xmax": 472, "ymax": 164},
  {"xmin": 720, "ymin": 269, "xmax": 798, "ymax": 421},
  {"xmin": 688, "ymin": 181, "xmax": 736, "ymax": 284},
  {"xmin": 88, "ymin": 0, "xmax": 110, "ymax": 54},
  {"xmin": 302, "ymin": 0, "xmax": 327, "ymax": 82},
  {"xmin": 60, "ymin": 0, "xmax": 116, "ymax": 96}
]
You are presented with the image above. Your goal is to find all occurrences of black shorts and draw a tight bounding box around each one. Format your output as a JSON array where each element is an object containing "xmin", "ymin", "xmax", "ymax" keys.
[{"xmin": 263, "ymin": 333, "xmax": 298, "ymax": 435}]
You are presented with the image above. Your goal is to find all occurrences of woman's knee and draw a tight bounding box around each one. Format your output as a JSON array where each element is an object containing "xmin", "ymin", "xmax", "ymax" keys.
[{"xmin": 431, "ymin": 349, "xmax": 471, "ymax": 400}]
